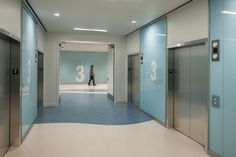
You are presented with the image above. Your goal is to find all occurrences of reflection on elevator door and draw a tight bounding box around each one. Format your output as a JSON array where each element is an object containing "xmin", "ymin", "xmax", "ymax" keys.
[
  {"xmin": 173, "ymin": 44, "xmax": 208, "ymax": 146},
  {"xmin": 0, "ymin": 38, "xmax": 10, "ymax": 156}
]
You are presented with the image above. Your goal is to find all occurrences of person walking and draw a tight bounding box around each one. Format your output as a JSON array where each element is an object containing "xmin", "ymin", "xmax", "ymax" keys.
[{"xmin": 88, "ymin": 65, "xmax": 96, "ymax": 86}]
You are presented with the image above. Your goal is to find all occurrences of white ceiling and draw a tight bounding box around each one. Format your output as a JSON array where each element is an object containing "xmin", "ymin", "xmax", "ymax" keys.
[{"xmin": 29, "ymin": 0, "xmax": 191, "ymax": 36}]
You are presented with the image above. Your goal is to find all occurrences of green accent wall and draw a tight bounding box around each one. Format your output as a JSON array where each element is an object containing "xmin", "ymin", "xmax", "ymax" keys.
[{"xmin": 60, "ymin": 51, "xmax": 108, "ymax": 84}]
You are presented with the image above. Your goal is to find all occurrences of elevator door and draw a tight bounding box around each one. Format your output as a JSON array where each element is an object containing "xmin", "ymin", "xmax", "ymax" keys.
[
  {"xmin": 0, "ymin": 38, "xmax": 10, "ymax": 156},
  {"xmin": 38, "ymin": 52, "xmax": 44, "ymax": 112},
  {"xmin": 173, "ymin": 44, "xmax": 208, "ymax": 146},
  {"xmin": 128, "ymin": 54, "xmax": 140, "ymax": 106}
]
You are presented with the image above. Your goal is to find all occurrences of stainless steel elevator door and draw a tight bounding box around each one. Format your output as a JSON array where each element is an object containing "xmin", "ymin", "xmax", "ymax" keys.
[
  {"xmin": 190, "ymin": 45, "xmax": 208, "ymax": 145},
  {"xmin": 128, "ymin": 54, "xmax": 140, "ymax": 106},
  {"xmin": 174, "ymin": 47, "xmax": 191, "ymax": 136},
  {"xmin": 173, "ymin": 44, "xmax": 208, "ymax": 146},
  {"xmin": 131, "ymin": 55, "xmax": 140, "ymax": 106},
  {"xmin": 0, "ymin": 38, "xmax": 10, "ymax": 156}
]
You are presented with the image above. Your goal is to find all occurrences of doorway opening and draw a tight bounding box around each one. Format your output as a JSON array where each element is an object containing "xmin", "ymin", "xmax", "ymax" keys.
[
  {"xmin": 58, "ymin": 41, "xmax": 115, "ymax": 104},
  {"xmin": 167, "ymin": 39, "xmax": 209, "ymax": 147}
]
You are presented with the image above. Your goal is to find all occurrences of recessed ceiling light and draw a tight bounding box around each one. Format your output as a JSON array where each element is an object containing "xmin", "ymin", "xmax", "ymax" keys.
[
  {"xmin": 131, "ymin": 20, "xmax": 137, "ymax": 24},
  {"xmin": 73, "ymin": 28, "xmax": 108, "ymax": 32},
  {"xmin": 53, "ymin": 13, "xmax": 60, "ymax": 17},
  {"xmin": 221, "ymin": 11, "xmax": 236, "ymax": 15}
]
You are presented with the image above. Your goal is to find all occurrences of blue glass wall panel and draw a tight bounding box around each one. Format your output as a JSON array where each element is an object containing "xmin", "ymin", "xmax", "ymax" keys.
[
  {"xmin": 222, "ymin": 1, "xmax": 236, "ymax": 156},
  {"xmin": 209, "ymin": 0, "xmax": 224, "ymax": 155},
  {"xmin": 210, "ymin": 0, "xmax": 236, "ymax": 156},
  {"xmin": 21, "ymin": 8, "xmax": 38, "ymax": 137},
  {"xmin": 140, "ymin": 18, "xmax": 167, "ymax": 123},
  {"xmin": 59, "ymin": 51, "xmax": 108, "ymax": 84}
]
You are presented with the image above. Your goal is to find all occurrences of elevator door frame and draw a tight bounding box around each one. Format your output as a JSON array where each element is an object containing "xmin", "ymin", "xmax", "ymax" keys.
[
  {"xmin": 167, "ymin": 39, "xmax": 209, "ymax": 150},
  {"xmin": 0, "ymin": 31, "xmax": 11, "ymax": 157},
  {"xmin": 0, "ymin": 29, "xmax": 21, "ymax": 157},
  {"xmin": 57, "ymin": 42, "xmax": 116, "ymax": 103},
  {"xmin": 128, "ymin": 53, "xmax": 141, "ymax": 106}
]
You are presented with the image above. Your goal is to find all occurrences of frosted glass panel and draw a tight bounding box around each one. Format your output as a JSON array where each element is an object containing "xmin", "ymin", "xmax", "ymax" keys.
[
  {"xmin": 21, "ymin": 8, "xmax": 38, "ymax": 137},
  {"xmin": 223, "ymin": 1, "xmax": 236, "ymax": 156},
  {"xmin": 210, "ymin": 0, "xmax": 236, "ymax": 156},
  {"xmin": 140, "ymin": 18, "xmax": 167, "ymax": 123},
  {"xmin": 209, "ymin": 0, "xmax": 224, "ymax": 155}
]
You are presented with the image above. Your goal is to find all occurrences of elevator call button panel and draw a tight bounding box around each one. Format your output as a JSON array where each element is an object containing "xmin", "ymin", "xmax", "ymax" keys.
[
  {"xmin": 212, "ymin": 95, "xmax": 220, "ymax": 108},
  {"xmin": 212, "ymin": 40, "xmax": 220, "ymax": 61}
]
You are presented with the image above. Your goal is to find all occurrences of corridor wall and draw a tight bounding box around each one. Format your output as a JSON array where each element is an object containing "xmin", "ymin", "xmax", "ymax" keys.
[
  {"xmin": 125, "ymin": 31, "xmax": 140, "ymax": 55},
  {"xmin": 107, "ymin": 46, "xmax": 114, "ymax": 97},
  {"xmin": 0, "ymin": 0, "xmax": 21, "ymax": 39},
  {"xmin": 140, "ymin": 18, "xmax": 167, "ymax": 123},
  {"xmin": 209, "ymin": 0, "xmax": 236, "ymax": 156},
  {"xmin": 59, "ymin": 51, "xmax": 108, "ymax": 84},
  {"xmin": 167, "ymin": 0, "xmax": 208, "ymax": 47}
]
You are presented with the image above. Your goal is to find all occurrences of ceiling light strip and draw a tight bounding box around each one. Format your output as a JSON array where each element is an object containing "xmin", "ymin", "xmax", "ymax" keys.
[{"xmin": 73, "ymin": 28, "xmax": 108, "ymax": 32}]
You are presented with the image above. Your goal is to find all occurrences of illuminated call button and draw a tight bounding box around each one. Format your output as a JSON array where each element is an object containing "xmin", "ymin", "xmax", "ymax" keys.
[
  {"xmin": 213, "ymin": 42, "xmax": 218, "ymax": 48},
  {"xmin": 213, "ymin": 53, "xmax": 218, "ymax": 59}
]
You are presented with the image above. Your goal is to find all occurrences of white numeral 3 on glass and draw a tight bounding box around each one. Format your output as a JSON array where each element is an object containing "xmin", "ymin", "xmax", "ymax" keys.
[
  {"xmin": 75, "ymin": 65, "xmax": 85, "ymax": 82},
  {"xmin": 151, "ymin": 61, "xmax": 157, "ymax": 81},
  {"xmin": 27, "ymin": 59, "xmax": 31, "ymax": 84}
]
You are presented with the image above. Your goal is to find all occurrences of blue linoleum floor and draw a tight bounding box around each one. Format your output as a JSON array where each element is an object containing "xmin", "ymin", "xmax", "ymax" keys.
[{"xmin": 36, "ymin": 91, "xmax": 151, "ymax": 125}]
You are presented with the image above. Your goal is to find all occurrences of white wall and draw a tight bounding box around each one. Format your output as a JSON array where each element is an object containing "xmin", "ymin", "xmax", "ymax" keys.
[
  {"xmin": 60, "ymin": 43, "xmax": 108, "ymax": 52},
  {"xmin": 124, "ymin": 31, "xmax": 141, "ymax": 102},
  {"xmin": 37, "ymin": 25, "xmax": 46, "ymax": 52},
  {"xmin": 44, "ymin": 33, "xmax": 126, "ymax": 106},
  {"xmin": 167, "ymin": 0, "xmax": 208, "ymax": 47},
  {"xmin": 125, "ymin": 31, "xmax": 140, "ymax": 55},
  {"xmin": 107, "ymin": 45, "xmax": 114, "ymax": 96},
  {"xmin": 0, "ymin": 0, "xmax": 22, "ymax": 39}
]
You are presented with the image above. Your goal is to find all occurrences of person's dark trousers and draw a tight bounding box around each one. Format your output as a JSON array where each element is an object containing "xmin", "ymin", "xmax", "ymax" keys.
[{"xmin": 88, "ymin": 76, "xmax": 96, "ymax": 85}]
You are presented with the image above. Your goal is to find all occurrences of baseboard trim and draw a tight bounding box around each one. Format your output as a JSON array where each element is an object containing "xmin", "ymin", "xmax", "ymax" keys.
[
  {"xmin": 139, "ymin": 108, "xmax": 166, "ymax": 127},
  {"xmin": 208, "ymin": 149, "xmax": 222, "ymax": 157},
  {"xmin": 107, "ymin": 93, "xmax": 114, "ymax": 101},
  {"xmin": 44, "ymin": 103, "xmax": 57, "ymax": 107},
  {"xmin": 115, "ymin": 100, "xmax": 127, "ymax": 103}
]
